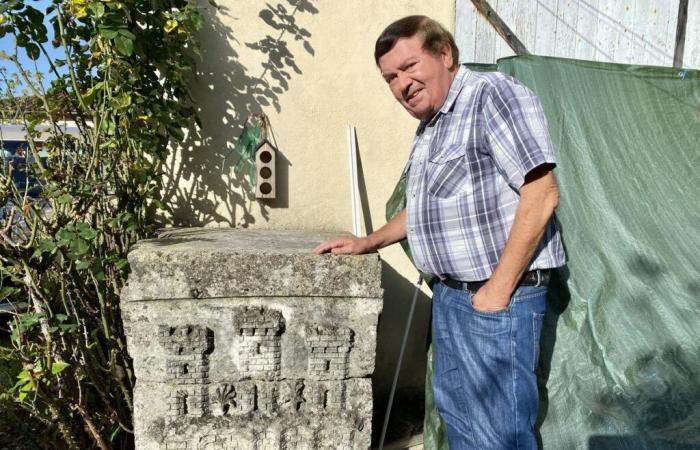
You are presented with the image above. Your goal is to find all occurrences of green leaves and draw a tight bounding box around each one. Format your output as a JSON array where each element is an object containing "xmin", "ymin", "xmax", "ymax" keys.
[
  {"xmin": 48, "ymin": 314, "xmax": 79, "ymax": 334},
  {"xmin": 0, "ymin": 0, "xmax": 210, "ymax": 445},
  {"xmin": 164, "ymin": 19, "xmax": 178, "ymax": 34},
  {"xmin": 56, "ymin": 193, "xmax": 73, "ymax": 205},
  {"xmin": 24, "ymin": 43, "xmax": 40, "ymax": 60},
  {"xmin": 11, "ymin": 358, "xmax": 70, "ymax": 403},
  {"xmin": 0, "ymin": 286, "xmax": 20, "ymax": 301},
  {"xmin": 114, "ymin": 92, "xmax": 131, "ymax": 109},
  {"xmin": 14, "ymin": 371, "xmax": 35, "ymax": 402},
  {"xmin": 31, "ymin": 239, "xmax": 57, "ymax": 260},
  {"xmin": 98, "ymin": 26, "xmax": 119, "ymax": 40},
  {"xmin": 10, "ymin": 312, "xmax": 42, "ymax": 346},
  {"xmin": 109, "ymin": 425, "xmax": 121, "ymax": 442},
  {"xmin": 69, "ymin": 239, "xmax": 90, "ymax": 258},
  {"xmin": 98, "ymin": 28, "xmax": 136, "ymax": 57},
  {"xmin": 50, "ymin": 362, "xmax": 70, "ymax": 375},
  {"xmin": 54, "ymin": 223, "xmax": 100, "ymax": 262},
  {"xmin": 75, "ymin": 223, "xmax": 98, "ymax": 240},
  {"xmin": 88, "ymin": 2, "xmax": 105, "ymax": 19},
  {"xmin": 114, "ymin": 34, "xmax": 134, "ymax": 56}
]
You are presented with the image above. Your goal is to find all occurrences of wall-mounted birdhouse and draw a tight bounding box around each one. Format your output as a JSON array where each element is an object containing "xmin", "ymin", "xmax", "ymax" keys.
[{"xmin": 255, "ymin": 140, "xmax": 276, "ymax": 199}]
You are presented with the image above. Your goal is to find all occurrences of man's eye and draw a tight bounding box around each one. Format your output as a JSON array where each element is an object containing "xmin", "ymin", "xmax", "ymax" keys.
[{"xmin": 386, "ymin": 75, "xmax": 397, "ymax": 83}]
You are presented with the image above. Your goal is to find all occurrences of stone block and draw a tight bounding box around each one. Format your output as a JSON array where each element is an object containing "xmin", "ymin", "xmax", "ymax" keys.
[
  {"xmin": 122, "ymin": 229, "xmax": 383, "ymax": 300},
  {"xmin": 121, "ymin": 229, "xmax": 382, "ymax": 449}
]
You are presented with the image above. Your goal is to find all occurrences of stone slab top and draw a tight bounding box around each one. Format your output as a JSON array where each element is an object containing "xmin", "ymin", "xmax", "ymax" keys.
[
  {"xmin": 122, "ymin": 228, "xmax": 384, "ymax": 301},
  {"xmin": 149, "ymin": 228, "xmax": 345, "ymax": 253}
]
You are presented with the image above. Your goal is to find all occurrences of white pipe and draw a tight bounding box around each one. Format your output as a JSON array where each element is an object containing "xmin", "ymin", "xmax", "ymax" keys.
[{"xmin": 347, "ymin": 125, "xmax": 362, "ymax": 237}]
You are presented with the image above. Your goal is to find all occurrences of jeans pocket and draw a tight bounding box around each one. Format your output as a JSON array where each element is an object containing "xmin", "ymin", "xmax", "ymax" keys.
[
  {"xmin": 466, "ymin": 311, "xmax": 512, "ymax": 336},
  {"xmin": 468, "ymin": 291, "xmax": 516, "ymax": 315},
  {"xmin": 532, "ymin": 312, "xmax": 544, "ymax": 371}
]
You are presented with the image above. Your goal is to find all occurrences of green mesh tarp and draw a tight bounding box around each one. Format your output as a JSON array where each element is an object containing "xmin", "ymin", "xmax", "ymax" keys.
[{"xmin": 386, "ymin": 56, "xmax": 700, "ymax": 450}]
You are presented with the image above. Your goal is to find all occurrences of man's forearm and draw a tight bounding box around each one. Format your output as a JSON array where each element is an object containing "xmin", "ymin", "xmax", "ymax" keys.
[
  {"xmin": 366, "ymin": 209, "xmax": 407, "ymax": 251},
  {"xmin": 487, "ymin": 169, "xmax": 559, "ymax": 296}
]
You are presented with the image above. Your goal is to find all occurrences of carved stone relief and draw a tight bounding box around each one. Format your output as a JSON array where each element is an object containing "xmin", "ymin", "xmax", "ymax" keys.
[
  {"xmin": 304, "ymin": 380, "xmax": 347, "ymax": 412},
  {"xmin": 280, "ymin": 427, "xmax": 314, "ymax": 450},
  {"xmin": 211, "ymin": 380, "xmax": 306, "ymax": 417},
  {"xmin": 153, "ymin": 315, "xmax": 365, "ymax": 448},
  {"xmin": 123, "ymin": 229, "xmax": 382, "ymax": 450},
  {"xmin": 258, "ymin": 429, "xmax": 281, "ymax": 450},
  {"xmin": 163, "ymin": 439, "xmax": 189, "ymax": 450},
  {"xmin": 305, "ymin": 325, "xmax": 354, "ymax": 380},
  {"xmin": 197, "ymin": 433, "xmax": 254, "ymax": 450},
  {"xmin": 316, "ymin": 426, "xmax": 354, "ymax": 450},
  {"xmin": 158, "ymin": 325, "xmax": 214, "ymax": 418},
  {"xmin": 232, "ymin": 307, "xmax": 284, "ymax": 379}
]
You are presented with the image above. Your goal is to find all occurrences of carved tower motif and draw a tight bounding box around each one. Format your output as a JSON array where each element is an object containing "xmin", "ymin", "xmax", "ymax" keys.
[
  {"xmin": 233, "ymin": 307, "xmax": 285, "ymax": 379},
  {"xmin": 305, "ymin": 325, "xmax": 353, "ymax": 380},
  {"xmin": 281, "ymin": 427, "xmax": 315, "ymax": 450},
  {"xmin": 305, "ymin": 380, "xmax": 347, "ymax": 412},
  {"xmin": 158, "ymin": 325, "xmax": 214, "ymax": 418}
]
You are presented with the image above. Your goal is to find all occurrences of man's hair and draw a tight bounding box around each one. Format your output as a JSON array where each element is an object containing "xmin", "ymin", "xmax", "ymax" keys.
[{"xmin": 374, "ymin": 15, "xmax": 459, "ymax": 69}]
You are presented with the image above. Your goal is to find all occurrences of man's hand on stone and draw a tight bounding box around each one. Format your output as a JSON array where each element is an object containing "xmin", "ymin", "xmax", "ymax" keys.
[
  {"xmin": 313, "ymin": 236, "xmax": 375, "ymax": 255},
  {"xmin": 313, "ymin": 210, "xmax": 406, "ymax": 256},
  {"xmin": 471, "ymin": 282, "xmax": 512, "ymax": 312}
]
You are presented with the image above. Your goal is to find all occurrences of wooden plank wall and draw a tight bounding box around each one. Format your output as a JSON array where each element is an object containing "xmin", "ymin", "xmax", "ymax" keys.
[
  {"xmin": 684, "ymin": 0, "xmax": 700, "ymax": 68},
  {"xmin": 455, "ymin": 0, "xmax": 700, "ymax": 69}
]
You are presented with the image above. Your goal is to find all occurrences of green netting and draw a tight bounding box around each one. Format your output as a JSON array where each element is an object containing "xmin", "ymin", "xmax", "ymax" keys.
[{"xmin": 386, "ymin": 56, "xmax": 700, "ymax": 450}]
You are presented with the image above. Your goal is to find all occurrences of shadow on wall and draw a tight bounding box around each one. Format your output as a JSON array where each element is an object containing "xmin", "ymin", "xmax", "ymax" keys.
[
  {"xmin": 161, "ymin": 0, "xmax": 318, "ymax": 227},
  {"xmin": 372, "ymin": 262, "xmax": 432, "ymax": 446},
  {"xmin": 349, "ymin": 132, "xmax": 432, "ymax": 444}
]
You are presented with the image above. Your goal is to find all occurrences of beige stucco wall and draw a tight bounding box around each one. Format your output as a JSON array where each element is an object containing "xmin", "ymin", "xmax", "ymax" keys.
[{"xmin": 162, "ymin": 0, "xmax": 455, "ymax": 417}]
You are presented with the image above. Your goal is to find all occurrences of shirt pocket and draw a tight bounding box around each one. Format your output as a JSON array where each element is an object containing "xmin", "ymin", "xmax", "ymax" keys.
[{"xmin": 426, "ymin": 143, "xmax": 468, "ymax": 198}]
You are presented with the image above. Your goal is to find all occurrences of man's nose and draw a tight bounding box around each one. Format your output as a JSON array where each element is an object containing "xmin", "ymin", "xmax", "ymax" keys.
[{"xmin": 397, "ymin": 72, "xmax": 412, "ymax": 96}]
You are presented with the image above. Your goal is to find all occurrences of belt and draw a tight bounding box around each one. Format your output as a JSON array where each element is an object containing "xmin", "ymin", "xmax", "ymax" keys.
[{"xmin": 440, "ymin": 269, "xmax": 551, "ymax": 293}]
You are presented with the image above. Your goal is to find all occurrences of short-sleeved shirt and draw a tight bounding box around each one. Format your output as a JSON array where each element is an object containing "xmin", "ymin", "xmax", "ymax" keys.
[{"xmin": 405, "ymin": 65, "xmax": 566, "ymax": 281}]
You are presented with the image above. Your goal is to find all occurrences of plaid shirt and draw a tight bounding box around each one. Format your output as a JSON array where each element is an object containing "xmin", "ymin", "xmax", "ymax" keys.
[{"xmin": 405, "ymin": 66, "xmax": 565, "ymax": 281}]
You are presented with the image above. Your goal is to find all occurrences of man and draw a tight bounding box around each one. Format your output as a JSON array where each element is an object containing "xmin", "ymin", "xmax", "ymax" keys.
[{"xmin": 314, "ymin": 15, "xmax": 565, "ymax": 450}]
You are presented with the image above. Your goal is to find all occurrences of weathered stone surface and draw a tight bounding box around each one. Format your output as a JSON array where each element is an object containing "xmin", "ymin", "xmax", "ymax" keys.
[
  {"xmin": 122, "ymin": 228, "xmax": 383, "ymax": 300},
  {"xmin": 123, "ymin": 297, "xmax": 381, "ymax": 382},
  {"xmin": 121, "ymin": 229, "xmax": 383, "ymax": 450}
]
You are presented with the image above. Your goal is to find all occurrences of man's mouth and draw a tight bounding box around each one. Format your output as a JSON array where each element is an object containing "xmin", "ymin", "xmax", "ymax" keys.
[{"xmin": 406, "ymin": 89, "xmax": 422, "ymax": 103}]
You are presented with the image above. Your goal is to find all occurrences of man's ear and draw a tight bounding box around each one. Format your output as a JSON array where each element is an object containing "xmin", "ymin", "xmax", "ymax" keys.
[{"xmin": 441, "ymin": 43, "xmax": 453, "ymax": 69}]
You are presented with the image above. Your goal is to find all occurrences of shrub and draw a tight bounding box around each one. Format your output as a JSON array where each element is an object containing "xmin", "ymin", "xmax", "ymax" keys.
[{"xmin": 0, "ymin": 0, "xmax": 207, "ymax": 447}]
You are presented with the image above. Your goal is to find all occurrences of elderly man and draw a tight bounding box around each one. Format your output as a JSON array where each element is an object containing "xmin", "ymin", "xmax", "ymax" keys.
[{"xmin": 314, "ymin": 15, "xmax": 565, "ymax": 450}]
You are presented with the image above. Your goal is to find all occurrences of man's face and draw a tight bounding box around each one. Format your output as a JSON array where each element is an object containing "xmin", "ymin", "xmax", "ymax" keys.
[{"xmin": 378, "ymin": 35, "xmax": 455, "ymax": 122}]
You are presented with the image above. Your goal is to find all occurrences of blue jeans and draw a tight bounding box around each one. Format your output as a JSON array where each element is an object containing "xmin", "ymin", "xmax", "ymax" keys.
[{"xmin": 431, "ymin": 281, "xmax": 547, "ymax": 450}]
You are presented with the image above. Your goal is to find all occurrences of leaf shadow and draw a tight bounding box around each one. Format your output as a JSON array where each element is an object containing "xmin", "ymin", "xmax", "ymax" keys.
[{"xmin": 159, "ymin": 0, "xmax": 318, "ymax": 227}]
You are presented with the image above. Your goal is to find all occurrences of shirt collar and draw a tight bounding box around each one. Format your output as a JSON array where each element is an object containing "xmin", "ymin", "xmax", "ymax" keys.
[{"xmin": 422, "ymin": 64, "xmax": 470, "ymax": 128}]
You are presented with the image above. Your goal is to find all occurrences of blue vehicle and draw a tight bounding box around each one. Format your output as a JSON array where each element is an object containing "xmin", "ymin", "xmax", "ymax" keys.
[{"xmin": 0, "ymin": 124, "xmax": 75, "ymax": 198}]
